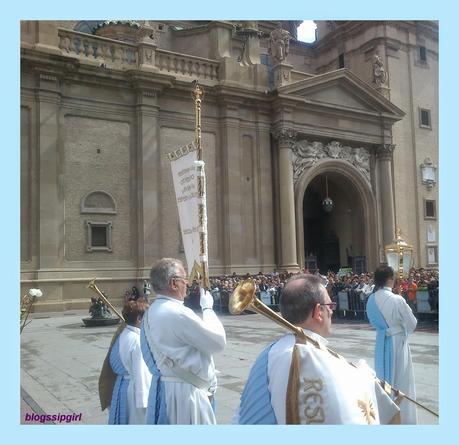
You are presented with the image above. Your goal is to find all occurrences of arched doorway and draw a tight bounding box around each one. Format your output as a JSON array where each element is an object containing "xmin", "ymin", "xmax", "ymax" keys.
[
  {"xmin": 302, "ymin": 173, "xmax": 365, "ymax": 273},
  {"xmin": 295, "ymin": 159, "xmax": 378, "ymax": 274}
]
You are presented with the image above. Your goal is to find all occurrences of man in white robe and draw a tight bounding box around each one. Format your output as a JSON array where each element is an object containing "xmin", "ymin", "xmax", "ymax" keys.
[
  {"xmin": 142, "ymin": 258, "xmax": 226, "ymax": 424},
  {"xmin": 234, "ymin": 274, "xmax": 398, "ymax": 424},
  {"xmin": 366, "ymin": 265, "xmax": 418, "ymax": 424}
]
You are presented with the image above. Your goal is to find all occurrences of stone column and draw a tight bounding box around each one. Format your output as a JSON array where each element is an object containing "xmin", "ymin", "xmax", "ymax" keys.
[
  {"xmin": 273, "ymin": 128, "xmax": 299, "ymax": 272},
  {"xmin": 376, "ymin": 144, "xmax": 396, "ymax": 247},
  {"xmin": 136, "ymin": 89, "xmax": 161, "ymax": 273},
  {"xmin": 37, "ymin": 73, "xmax": 62, "ymax": 272}
]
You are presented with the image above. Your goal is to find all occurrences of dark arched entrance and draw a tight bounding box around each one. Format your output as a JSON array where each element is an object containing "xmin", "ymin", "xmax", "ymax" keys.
[{"xmin": 302, "ymin": 172, "xmax": 366, "ymax": 274}]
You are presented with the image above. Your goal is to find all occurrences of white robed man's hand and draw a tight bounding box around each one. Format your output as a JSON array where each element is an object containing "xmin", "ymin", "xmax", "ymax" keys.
[{"xmin": 200, "ymin": 288, "xmax": 214, "ymax": 310}]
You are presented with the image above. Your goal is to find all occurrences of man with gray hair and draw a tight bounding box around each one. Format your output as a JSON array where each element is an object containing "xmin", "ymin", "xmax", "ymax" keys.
[{"xmin": 140, "ymin": 258, "xmax": 226, "ymax": 424}]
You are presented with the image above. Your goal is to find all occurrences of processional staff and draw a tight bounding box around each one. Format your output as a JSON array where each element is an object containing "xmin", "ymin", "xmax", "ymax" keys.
[{"xmin": 192, "ymin": 80, "xmax": 210, "ymax": 290}]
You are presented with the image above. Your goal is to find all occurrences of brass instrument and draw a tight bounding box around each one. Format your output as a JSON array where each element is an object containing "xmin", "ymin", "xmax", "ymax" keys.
[
  {"xmin": 88, "ymin": 278, "xmax": 125, "ymax": 322},
  {"xmin": 229, "ymin": 279, "xmax": 439, "ymax": 419}
]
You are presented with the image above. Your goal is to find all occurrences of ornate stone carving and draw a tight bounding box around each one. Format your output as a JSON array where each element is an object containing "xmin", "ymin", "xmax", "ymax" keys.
[
  {"xmin": 39, "ymin": 73, "xmax": 58, "ymax": 82},
  {"xmin": 420, "ymin": 157, "xmax": 437, "ymax": 190},
  {"xmin": 268, "ymin": 28, "xmax": 291, "ymax": 65},
  {"xmin": 372, "ymin": 53, "xmax": 387, "ymax": 87},
  {"xmin": 142, "ymin": 90, "xmax": 157, "ymax": 97},
  {"xmin": 292, "ymin": 140, "xmax": 371, "ymax": 185},
  {"xmin": 272, "ymin": 128, "xmax": 297, "ymax": 149},
  {"xmin": 144, "ymin": 48, "xmax": 153, "ymax": 62},
  {"xmin": 376, "ymin": 144, "xmax": 395, "ymax": 160}
]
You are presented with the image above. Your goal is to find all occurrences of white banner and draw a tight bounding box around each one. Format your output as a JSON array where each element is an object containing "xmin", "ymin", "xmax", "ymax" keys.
[{"xmin": 169, "ymin": 141, "xmax": 202, "ymax": 278}]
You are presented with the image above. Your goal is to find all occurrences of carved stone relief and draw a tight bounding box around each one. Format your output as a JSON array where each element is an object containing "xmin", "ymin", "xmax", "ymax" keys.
[
  {"xmin": 292, "ymin": 140, "xmax": 371, "ymax": 186},
  {"xmin": 271, "ymin": 128, "xmax": 297, "ymax": 149},
  {"xmin": 375, "ymin": 144, "xmax": 395, "ymax": 160}
]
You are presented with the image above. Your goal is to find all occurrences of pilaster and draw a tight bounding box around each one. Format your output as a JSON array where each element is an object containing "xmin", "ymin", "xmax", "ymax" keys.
[{"xmin": 135, "ymin": 89, "xmax": 161, "ymax": 272}]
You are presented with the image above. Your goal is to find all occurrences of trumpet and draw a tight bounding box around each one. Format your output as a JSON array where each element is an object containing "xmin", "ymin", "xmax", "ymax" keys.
[
  {"xmin": 229, "ymin": 278, "xmax": 439, "ymax": 419},
  {"xmin": 88, "ymin": 278, "xmax": 125, "ymax": 322}
]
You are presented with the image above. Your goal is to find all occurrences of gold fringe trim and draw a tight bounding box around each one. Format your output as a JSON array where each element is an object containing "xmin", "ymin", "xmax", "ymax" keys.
[{"xmin": 286, "ymin": 343, "xmax": 301, "ymax": 424}]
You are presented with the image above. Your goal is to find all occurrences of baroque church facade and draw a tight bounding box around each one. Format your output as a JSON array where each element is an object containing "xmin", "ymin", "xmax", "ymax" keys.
[{"xmin": 20, "ymin": 20, "xmax": 438, "ymax": 311}]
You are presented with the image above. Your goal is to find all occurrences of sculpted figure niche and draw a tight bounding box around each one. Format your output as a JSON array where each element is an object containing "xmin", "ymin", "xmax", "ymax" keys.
[
  {"xmin": 372, "ymin": 54, "xmax": 387, "ymax": 87},
  {"xmin": 268, "ymin": 28, "xmax": 291, "ymax": 65}
]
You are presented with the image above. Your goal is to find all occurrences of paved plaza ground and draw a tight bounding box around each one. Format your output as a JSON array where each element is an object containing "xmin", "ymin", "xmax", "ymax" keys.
[{"xmin": 20, "ymin": 309, "xmax": 438, "ymax": 425}]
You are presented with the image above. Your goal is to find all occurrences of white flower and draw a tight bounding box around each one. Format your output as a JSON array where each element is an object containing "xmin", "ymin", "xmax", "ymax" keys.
[{"xmin": 28, "ymin": 288, "xmax": 43, "ymax": 298}]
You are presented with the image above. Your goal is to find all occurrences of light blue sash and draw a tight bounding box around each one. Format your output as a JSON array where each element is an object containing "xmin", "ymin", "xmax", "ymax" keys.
[
  {"xmin": 239, "ymin": 342, "xmax": 277, "ymax": 425},
  {"xmin": 140, "ymin": 319, "xmax": 169, "ymax": 424},
  {"xmin": 366, "ymin": 293, "xmax": 394, "ymax": 383},
  {"xmin": 108, "ymin": 337, "xmax": 129, "ymax": 424}
]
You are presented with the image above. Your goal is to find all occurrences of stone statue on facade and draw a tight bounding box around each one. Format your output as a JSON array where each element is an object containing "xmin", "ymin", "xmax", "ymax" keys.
[
  {"xmin": 268, "ymin": 28, "xmax": 291, "ymax": 65},
  {"xmin": 372, "ymin": 54, "xmax": 387, "ymax": 86}
]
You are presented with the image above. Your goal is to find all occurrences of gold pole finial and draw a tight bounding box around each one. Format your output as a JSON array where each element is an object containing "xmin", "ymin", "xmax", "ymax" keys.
[{"xmin": 191, "ymin": 80, "xmax": 204, "ymax": 102}]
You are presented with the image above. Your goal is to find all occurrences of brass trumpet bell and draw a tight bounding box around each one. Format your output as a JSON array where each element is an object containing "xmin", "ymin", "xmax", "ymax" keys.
[
  {"xmin": 229, "ymin": 279, "xmax": 305, "ymax": 339},
  {"xmin": 229, "ymin": 279, "xmax": 256, "ymax": 315}
]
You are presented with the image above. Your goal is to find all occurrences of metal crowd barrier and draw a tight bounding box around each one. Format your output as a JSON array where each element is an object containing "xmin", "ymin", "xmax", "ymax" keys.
[
  {"xmin": 335, "ymin": 289, "xmax": 438, "ymax": 321},
  {"xmin": 336, "ymin": 290, "xmax": 367, "ymax": 319}
]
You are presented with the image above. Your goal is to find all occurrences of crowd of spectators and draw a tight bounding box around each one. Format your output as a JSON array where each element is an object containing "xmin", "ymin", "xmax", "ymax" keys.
[{"xmin": 182, "ymin": 267, "xmax": 439, "ymax": 318}]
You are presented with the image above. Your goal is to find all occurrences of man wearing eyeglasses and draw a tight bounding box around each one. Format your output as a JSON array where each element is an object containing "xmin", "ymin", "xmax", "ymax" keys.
[
  {"xmin": 234, "ymin": 274, "xmax": 335, "ymax": 424},
  {"xmin": 235, "ymin": 274, "xmax": 397, "ymax": 424},
  {"xmin": 140, "ymin": 257, "xmax": 226, "ymax": 424}
]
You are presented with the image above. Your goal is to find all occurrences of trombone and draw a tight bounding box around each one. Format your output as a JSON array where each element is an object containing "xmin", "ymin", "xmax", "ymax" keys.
[
  {"xmin": 88, "ymin": 278, "xmax": 125, "ymax": 322},
  {"xmin": 229, "ymin": 278, "xmax": 439, "ymax": 419}
]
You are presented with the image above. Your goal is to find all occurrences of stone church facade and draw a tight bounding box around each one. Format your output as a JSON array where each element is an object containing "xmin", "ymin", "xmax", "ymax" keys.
[{"xmin": 20, "ymin": 20, "xmax": 438, "ymax": 311}]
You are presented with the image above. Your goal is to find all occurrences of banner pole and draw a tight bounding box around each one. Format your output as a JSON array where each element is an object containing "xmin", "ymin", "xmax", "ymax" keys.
[{"xmin": 192, "ymin": 81, "xmax": 210, "ymax": 289}]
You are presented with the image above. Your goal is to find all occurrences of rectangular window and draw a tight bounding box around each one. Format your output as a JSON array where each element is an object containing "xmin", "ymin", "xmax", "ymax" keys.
[
  {"xmin": 419, "ymin": 108, "xmax": 431, "ymax": 129},
  {"xmin": 338, "ymin": 53, "xmax": 345, "ymax": 68},
  {"xmin": 419, "ymin": 46, "xmax": 427, "ymax": 62},
  {"xmin": 86, "ymin": 221, "xmax": 112, "ymax": 252},
  {"xmin": 91, "ymin": 226, "xmax": 107, "ymax": 247},
  {"xmin": 424, "ymin": 199, "xmax": 436, "ymax": 219}
]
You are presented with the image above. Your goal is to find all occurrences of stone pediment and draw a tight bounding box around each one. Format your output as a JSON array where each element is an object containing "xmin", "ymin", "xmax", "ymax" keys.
[{"xmin": 277, "ymin": 68, "xmax": 404, "ymax": 118}]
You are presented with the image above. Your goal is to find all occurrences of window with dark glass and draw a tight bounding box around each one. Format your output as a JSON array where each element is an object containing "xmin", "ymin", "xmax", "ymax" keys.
[
  {"xmin": 338, "ymin": 53, "xmax": 345, "ymax": 68},
  {"xmin": 86, "ymin": 221, "xmax": 112, "ymax": 252},
  {"xmin": 91, "ymin": 226, "xmax": 107, "ymax": 247},
  {"xmin": 420, "ymin": 46, "xmax": 427, "ymax": 62},
  {"xmin": 425, "ymin": 200, "xmax": 436, "ymax": 219},
  {"xmin": 420, "ymin": 108, "xmax": 431, "ymax": 128}
]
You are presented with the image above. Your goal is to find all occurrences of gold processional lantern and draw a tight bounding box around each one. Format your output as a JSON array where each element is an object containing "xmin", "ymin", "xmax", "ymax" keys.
[{"xmin": 384, "ymin": 228, "xmax": 414, "ymax": 283}]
